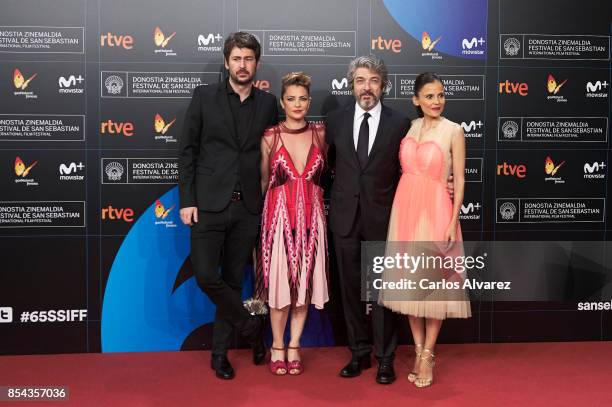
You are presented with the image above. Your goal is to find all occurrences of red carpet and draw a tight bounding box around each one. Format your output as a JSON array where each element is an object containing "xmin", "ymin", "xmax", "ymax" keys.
[{"xmin": 1, "ymin": 342, "xmax": 611, "ymax": 406}]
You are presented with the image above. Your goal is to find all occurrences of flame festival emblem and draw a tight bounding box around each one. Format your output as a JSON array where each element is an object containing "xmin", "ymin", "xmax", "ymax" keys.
[
  {"xmin": 197, "ymin": 33, "xmax": 223, "ymax": 52},
  {"xmin": 547, "ymin": 74, "xmax": 567, "ymax": 94},
  {"xmin": 154, "ymin": 114, "xmax": 177, "ymax": 143},
  {"xmin": 14, "ymin": 156, "xmax": 38, "ymax": 186},
  {"xmin": 104, "ymin": 75, "xmax": 124, "ymax": 95},
  {"xmin": 154, "ymin": 199, "xmax": 176, "ymax": 227},
  {"xmin": 546, "ymin": 74, "xmax": 568, "ymax": 102},
  {"xmin": 421, "ymin": 32, "xmax": 442, "ymax": 60},
  {"xmin": 584, "ymin": 161, "xmax": 606, "ymax": 179},
  {"xmin": 154, "ymin": 27, "xmax": 177, "ymax": 56},
  {"xmin": 503, "ymin": 37, "xmax": 521, "ymax": 56},
  {"xmin": 105, "ymin": 161, "xmax": 124, "ymax": 181},
  {"xmin": 544, "ymin": 156, "xmax": 565, "ymax": 184},
  {"xmin": 499, "ymin": 202, "xmax": 517, "ymax": 221},
  {"xmin": 13, "ymin": 68, "xmax": 37, "ymax": 98}
]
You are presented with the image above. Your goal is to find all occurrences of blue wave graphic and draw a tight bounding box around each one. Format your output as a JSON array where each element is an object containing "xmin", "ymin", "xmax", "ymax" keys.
[
  {"xmin": 101, "ymin": 186, "xmax": 334, "ymax": 351},
  {"xmin": 101, "ymin": 187, "xmax": 211, "ymax": 352},
  {"xmin": 383, "ymin": 0, "xmax": 487, "ymax": 59}
]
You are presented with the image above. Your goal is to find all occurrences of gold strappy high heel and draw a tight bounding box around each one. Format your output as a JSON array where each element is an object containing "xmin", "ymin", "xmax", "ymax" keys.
[
  {"xmin": 407, "ymin": 344, "xmax": 423, "ymax": 383},
  {"xmin": 414, "ymin": 348, "xmax": 435, "ymax": 388}
]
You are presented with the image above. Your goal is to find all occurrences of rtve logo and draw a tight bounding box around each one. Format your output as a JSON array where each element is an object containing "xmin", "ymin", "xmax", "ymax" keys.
[
  {"xmin": 497, "ymin": 162, "xmax": 526, "ymax": 178},
  {"xmin": 462, "ymin": 37, "xmax": 485, "ymax": 49},
  {"xmin": 101, "ymin": 205, "xmax": 134, "ymax": 222},
  {"xmin": 100, "ymin": 32, "xmax": 134, "ymax": 49},
  {"xmin": 371, "ymin": 36, "xmax": 402, "ymax": 53},
  {"xmin": 100, "ymin": 120, "xmax": 134, "ymax": 137},
  {"xmin": 498, "ymin": 80, "xmax": 528, "ymax": 96},
  {"xmin": 253, "ymin": 80, "xmax": 270, "ymax": 91}
]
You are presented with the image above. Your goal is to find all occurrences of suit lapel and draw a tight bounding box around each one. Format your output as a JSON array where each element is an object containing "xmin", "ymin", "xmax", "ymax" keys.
[
  {"xmin": 364, "ymin": 105, "xmax": 391, "ymax": 171},
  {"xmin": 342, "ymin": 104, "xmax": 360, "ymax": 168},
  {"xmin": 216, "ymin": 83, "xmax": 238, "ymax": 144}
]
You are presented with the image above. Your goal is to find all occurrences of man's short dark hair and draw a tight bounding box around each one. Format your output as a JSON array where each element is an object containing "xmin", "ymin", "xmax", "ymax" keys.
[{"xmin": 223, "ymin": 32, "xmax": 261, "ymax": 62}]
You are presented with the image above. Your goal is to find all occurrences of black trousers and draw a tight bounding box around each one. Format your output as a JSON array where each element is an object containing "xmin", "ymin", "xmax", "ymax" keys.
[
  {"xmin": 333, "ymin": 211, "xmax": 399, "ymax": 364},
  {"xmin": 190, "ymin": 200, "xmax": 260, "ymax": 356}
]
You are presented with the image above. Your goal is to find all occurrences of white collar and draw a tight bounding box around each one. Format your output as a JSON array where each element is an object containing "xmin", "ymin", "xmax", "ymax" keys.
[{"xmin": 354, "ymin": 100, "xmax": 382, "ymax": 120}]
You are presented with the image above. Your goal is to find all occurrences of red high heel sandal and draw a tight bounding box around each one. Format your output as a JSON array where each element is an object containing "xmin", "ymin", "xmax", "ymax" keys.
[
  {"xmin": 269, "ymin": 346, "xmax": 287, "ymax": 375},
  {"xmin": 287, "ymin": 346, "xmax": 303, "ymax": 375}
]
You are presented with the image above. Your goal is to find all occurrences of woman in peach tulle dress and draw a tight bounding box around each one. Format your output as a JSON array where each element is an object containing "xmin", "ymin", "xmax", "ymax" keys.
[{"xmin": 380, "ymin": 72, "xmax": 471, "ymax": 388}]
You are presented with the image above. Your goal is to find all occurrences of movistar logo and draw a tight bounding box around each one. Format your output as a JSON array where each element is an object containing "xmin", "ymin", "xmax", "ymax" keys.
[
  {"xmin": 462, "ymin": 37, "xmax": 485, "ymax": 49},
  {"xmin": 59, "ymin": 162, "xmax": 84, "ymax": 175},
  {"xmin": 198, "ymin": 33, "xmax": 222, "ymax": 46},
  {"xmin": 461, "ymin": 202, "xmax": 481, "ymax": 214},
  {"xmin": 586, "ymin": 81, "xmax": 608, "ymax": 92},
  {"xmin": 461, "ymin": 121, "xmax": 483, "ymax": 132},
  {"xmin": 584, "ymin": 162, "xmax": 606, "ymax": 173},
  {"xmin": 461, "ymin": 37, "xmax": 485, "ymax": 55},
  {"xmin": 332, "ymin": 78, "xmax": 348, "ymax": 90},
  {"xmin": 58, "ymin": 75, "xmax": 84, "ymax": 88}
]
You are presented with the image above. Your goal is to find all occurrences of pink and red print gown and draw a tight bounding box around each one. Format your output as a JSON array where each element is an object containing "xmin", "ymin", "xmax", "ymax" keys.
[
  {"xmin": 380, "ymin": 117, "xmax": 471, "ymax": 319},
  {"xmin": 256, "ymin": 122, "xmax": 329, "ymax": 310}
]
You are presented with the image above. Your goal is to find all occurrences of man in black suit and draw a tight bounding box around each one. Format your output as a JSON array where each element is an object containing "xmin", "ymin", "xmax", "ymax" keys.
[
  {"xmin": 326, "ymin": 55, "xmax": 411, "ymax": 384},
  {"xmin": 178, "ymin": 32, "xmax": 278, "ymax": 380}
]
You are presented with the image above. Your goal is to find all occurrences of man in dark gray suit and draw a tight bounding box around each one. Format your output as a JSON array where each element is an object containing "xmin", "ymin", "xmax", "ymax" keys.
[{"xmin": 326, "ymin": 55, "xmax": 410, "ymax": 384}]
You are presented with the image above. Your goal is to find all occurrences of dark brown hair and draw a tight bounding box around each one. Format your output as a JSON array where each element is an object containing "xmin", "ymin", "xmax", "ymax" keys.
[
  {"xmin": 280, "ymin": 72, "xmax": 311, "ymax": 98},
  {"xmin": 223, "ymin": 32, "xmax": 261, "ymax": 62},
  {"xmin": 413, "ymin": 72, "xmax": 444, "ymax": 117}
]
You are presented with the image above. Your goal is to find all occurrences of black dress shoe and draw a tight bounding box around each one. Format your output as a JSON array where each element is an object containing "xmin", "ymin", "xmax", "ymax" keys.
[
  {"xmin": 339, "ymin": 355, "xmax": 372, "ymax": 378},
  {"xmin": 242, "ymin": 315, "xmax": 266, "ymax": 365},
  {"xmin": 210, "ymin": 355, "xmax": 235, "ymax": 380},
  {"xmin": 252, "ymin": 338, "xmax": 266, "ymax": 365},
  {"xmin": 376, "ymin": 362, "xmax": 396, "ymax": 384}
]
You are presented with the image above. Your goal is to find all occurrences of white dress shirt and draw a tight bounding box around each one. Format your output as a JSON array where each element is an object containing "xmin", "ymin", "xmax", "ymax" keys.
[{"xmin": 353, "ymin": 101, "xmax": 382, "ymax": 154}]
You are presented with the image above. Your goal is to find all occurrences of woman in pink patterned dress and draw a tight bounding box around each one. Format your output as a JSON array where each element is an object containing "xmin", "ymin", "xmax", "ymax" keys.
[{"xmin": 256, "ymin": 72, "xmax": 329, "ymax": 375}]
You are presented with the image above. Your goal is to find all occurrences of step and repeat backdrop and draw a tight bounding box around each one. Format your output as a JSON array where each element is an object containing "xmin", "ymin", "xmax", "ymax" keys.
[{"xmin": 0, "ymin": 0, "xmax": 611, "ymax": 354}]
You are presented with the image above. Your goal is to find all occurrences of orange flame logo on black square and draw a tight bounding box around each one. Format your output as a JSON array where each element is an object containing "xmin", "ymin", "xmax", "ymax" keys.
[
  {"xmin": 15, "ymin": 156, "xmax": 37, "ymax": 177},
  {"xmin": 154, "ymin": 27, "xmax": 176, "ymax": 48},
  {"xmin": 13, "ymin": 69, "xmax": 37, "ymax": 90}
]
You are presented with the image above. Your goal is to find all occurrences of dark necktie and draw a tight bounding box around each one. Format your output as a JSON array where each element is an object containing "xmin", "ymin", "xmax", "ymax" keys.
[{"xmin": 357, "ymin": 112, "xmax": 371, "ymax": 168}]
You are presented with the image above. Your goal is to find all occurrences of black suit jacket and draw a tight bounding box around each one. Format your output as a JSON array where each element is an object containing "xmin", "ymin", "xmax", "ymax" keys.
[
  {"xmin": 326, "ymin": 103, "xmax": 411, "ymax": 239},
  {"xmin": 178, "ymin": 81, "xmax": 278, "ymax": 214}
]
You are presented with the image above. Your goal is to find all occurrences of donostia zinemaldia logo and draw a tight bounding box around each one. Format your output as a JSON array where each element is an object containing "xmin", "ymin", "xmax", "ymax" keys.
[
  {"xmin": 105, "ymin": 161, "xmax": 124, "ymax": 181},
  {"xmin": 499, "ymin": 202, "xmax": 517, "ymax": 220},
  {"xmin": 383, "ymin": 79, "xmax": 393, "ymax": 96},
  {"xmin": 503, "ymin": 37, "xmax": 521, "ymax": 56},
  {"xmin": 105, "ymin": 75, "xmax": 124, "ymax": 95},
  {"xmin": 502, "ymin": 120, "xmax": 519, "ymax": 139}
]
